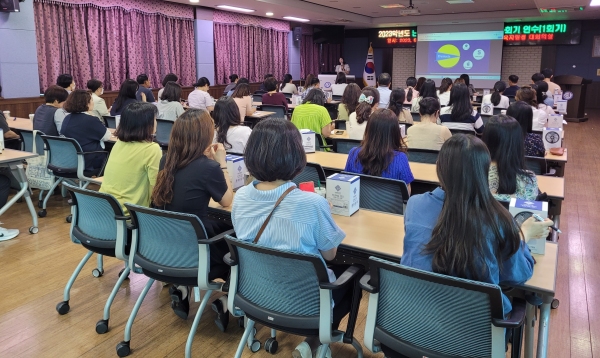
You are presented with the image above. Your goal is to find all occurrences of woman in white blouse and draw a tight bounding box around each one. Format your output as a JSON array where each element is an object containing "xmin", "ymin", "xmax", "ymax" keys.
[
  {"xmin": 330, "ymin": 72, "xmax": 348, "ymax": 96},
  {"xmin": 348, "ymin": 87, "xmax": 380, "ymax": 140},
  {"xmin": 279, "ymin": 74, "xmax": 298, "ymax": 95},
  {"xmin": 188, "ymin": 77, "xmax": 215, "ymax": 112},
  {"xmin": 516, "ymin": 86, "xmax": 548, "ymax": 131},
  {"xmin": 482, "ymin": 81, "xmax": 509, "ymax": 108},
  {"xmin": 156, "ymin": 82, "xmax": 185, "ymax": 121},
  {"xmin": 335, "ymin": 57, "xmax": 350, "ymax": 75},
  {"xmin": 213, "ymin": 96, "xmax": 252, "ymax": 154}
]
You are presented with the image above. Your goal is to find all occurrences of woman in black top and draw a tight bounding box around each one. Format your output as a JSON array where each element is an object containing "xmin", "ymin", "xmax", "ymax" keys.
[
  {"xmin": 110, "ymin": 79, "xmax": 140, "ymax": 116},
  {"xmin": 152, "ymin": 109, "xmax": 234, "ymax": 331},
  {"xmin": 60, "ymin": 90, "xmax": 112, "ymax": 171}
]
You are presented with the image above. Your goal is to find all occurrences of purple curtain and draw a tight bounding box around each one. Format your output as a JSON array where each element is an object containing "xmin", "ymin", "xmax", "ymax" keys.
[
  {"xmin": 213, "ymin": 23, "xmax": 289, "ymax": 85},
  {"xmin": 321, "ymin": 43, "xmax": 343, "ymax": 74},
  {"xmin": 33, "ymin": 0, "xmax": 196, "ymax": 91},
  {"xmin": 300, "ymin": 34, "xmax": 319, "ymax": 80}
]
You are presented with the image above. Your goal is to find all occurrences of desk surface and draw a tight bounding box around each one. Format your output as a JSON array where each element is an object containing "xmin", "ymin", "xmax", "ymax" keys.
[
  {"xmin": 253, "ymin": 102, "xmax": 297, "ymax": 110},
  {"xmin": 248, "ymin": 111, "xmax": 276, "ymax": 119},
  {"xmin": 8, "ymin": 117, "xmax": 32, "ymax": 131},
  {"xmin": 0, "ymin": 149, "xmax": 38, "ymax": 163}
]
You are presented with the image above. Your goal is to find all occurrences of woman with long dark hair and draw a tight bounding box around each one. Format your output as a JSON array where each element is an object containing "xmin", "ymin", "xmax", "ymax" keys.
[
  {"xmin": 344, "ymin": 109, "xmax": 414, "ymax": 191},
  {"xmin": 110, "ymin": 79, "xmax": 140, "ymax": 116},
  {"xmin": 404, "ymin": 77, "xmax": 419, "ymax": 104},
  {"xmin": 335, "ymin": 57, "xmax": 350, "ymax": 74},
  {"xmin": 483, "ymin": 81, "xmax": 509, "ymax": 108},
  {"xmin": 388, "ymin": 88, "xmax": 412, "ymax": 124},
  {"xmin": 414, "ymin": 77, "xmax": 426, "ymax": 93},
  {"xmin": 213, "ymin": 96, "xmax": 252, "ymax": 154},
  {"xmin": 506, "ymin": 101, "xmax": 545, "ymax": 157},
  {"xmin": 337, "ymin": 83, "xmax": 361, "ymax": 121},
  {"xmin": 515, "ymin": 86, "xmax": 547, "ymax": 131},
  {"xmin": 439, "ymin": 83, "xmax": 484, "ymax": 133},
  {"xmin": 402, "ymin": 134, "xmax": 552, "ymax": 321},
  {"xmin": 533, "ymin": 81, "xmax": 555, "ymax": 116},
  {"xmin": 156, "ymin": 81, "xmax": 185, "ymax": 121},
  {"xmin": 279, "ymin": 73, "xmax": 298, "ymax": 94},
  {"xmin": 437, "ymin": 77, "xmax": 452, "ymax": 106},
  {"xmin": 410, "ymin": 79, "xmax": 438, "ymax": 113},
  {"xmin": 348, "ymin": 87, "xmax": 380, "ymax": 140},
  {"xmin": 482, "ymin": 115, "xmax": 539, "ymax": 201},
  {"xmin": 152, "ymin": 109, "xmax": 233, "ymax": 331},
  {"xmin": 331, "ymin": 72, "xmax": 348, "ymax": 96},
  {"xmin": 158, "ymin": 73, "xmax": 178, "ymax": 99},
  {"xmin": 460, "ymin": 73, "xmax": 476, "ymax": 96}
]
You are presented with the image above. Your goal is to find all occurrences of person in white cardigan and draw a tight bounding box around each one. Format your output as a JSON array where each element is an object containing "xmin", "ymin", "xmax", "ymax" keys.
[{"xmin": 87, "ymin": 79, "xmax": 110, "ymax": 121}]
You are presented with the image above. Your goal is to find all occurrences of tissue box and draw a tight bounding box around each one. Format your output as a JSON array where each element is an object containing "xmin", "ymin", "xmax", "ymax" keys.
[
  {"xmin": 542, "ymin": 127, "xmax": 562, "ymax": 150},
  {"xmin": 480, "ymin": 103, "xmax": 493, "ymax": 116},
  {"xmin": 300, "ymin": 129, "xmax": 316, "ymax": 153},
  {"xmin": 509, "ymin": 198, "xmax": 548, "ymax": 254},
  {"xmin": 547, "ymin": 114, "xmax": 563, "ymax": 129},
  {"xmin": 555, "ymin": 100, "xmax": 567, "ymax": 114},
  {"xmin": 399, "ymin": 124, "xmax": 406, "ymax": 138},
  {"xmin": 326, "ymin": 173, "xmax": 360, "ymax": 216},
  {"xmin": 225, "ymin": 155, "xmax": 247, "ymax": 190}
]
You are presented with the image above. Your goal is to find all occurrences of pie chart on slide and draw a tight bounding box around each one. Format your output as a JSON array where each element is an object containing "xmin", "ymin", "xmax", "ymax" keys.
[{"xmin": 436, "ymin": 44, "xmax": 461, "ymax": 68}]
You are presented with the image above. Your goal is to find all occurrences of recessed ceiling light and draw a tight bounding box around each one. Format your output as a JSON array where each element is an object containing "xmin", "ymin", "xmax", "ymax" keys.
[
  {"xmin": 591, "ymin": 0, "xmax": 600, "ymax": 6},
  {"xmin": 353, "ymin": 6, "xmax": 361, "ymax": 8},
  {"xmin": 216, "ymin": 5, "xmax": 255, "ymax": 12},
  {"xmin": 189, "ymin": 0, "xmax": 199, "ymax": 3},
  {"xmin": 446, "ymin": 0, "xmax": 473, "ymax": 3},
  {"xmin": 283, "ymin": 16, "xmax": 310, "ymax": 22},
  {"xmin": 266, "ymin": 12, "xmax": 274, "ymax": 16},
  {"xmin": 434, "ymin": 8, "xmax": 442, "ymax": 10},
  {"xmin": 380, "ymin": 4, "xmax": 405, "ymax": 8}
]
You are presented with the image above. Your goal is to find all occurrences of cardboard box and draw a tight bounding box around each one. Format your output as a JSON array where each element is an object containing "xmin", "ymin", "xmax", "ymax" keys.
[
  {"xmin": 480, "ymin": 103, "xmax": 493, "ymax": 116},
  {"xmin": 542, "ymin": 127, "xmax": 563, "ymax": 150},
  {"xmin": 326, "ymin": 173, "xmax": 360, "ymax": 216},
  {"xmin": 399, "ymin": 124, "xmax": 406, "ymax": 138},
  {"xmin": 225, "ymin": 155, "xmax": 247, "ymax": 190},
  {"xmin": 547, "ymin": 114, "xmax": 563, "ymax": 130},
  {"xmin": 300, "ymin": 129, "xmax": 316, "ymax": 153},
  {"xmin": 509, "ymin": 198, "xmax": 548, "ymax": 254}
]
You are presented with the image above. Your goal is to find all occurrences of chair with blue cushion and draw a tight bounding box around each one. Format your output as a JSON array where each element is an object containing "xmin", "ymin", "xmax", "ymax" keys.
[
  {"xmin": 57, "ymin": 184, "xmax": 134, "ymax": 335},
  {"xmin": 116, "ymin": 204, "xmax": 233, "ymax": 358},
  {"xmin": 103, "ymin": 116, "xmax": 117, "ymax": 129},
  {"xmin": 411, "ymin": 112, "xmax": 420, "ymax": 122},
  {"xmin": 341, "ymin": 171, "xmax": 409, "ymax": 215},
  {"xmin": 360, "ymin": 257, "xmax": 526, "ymax": 358},
  {"xmin": 223, "ymin": 235, "xmax": 364, "ymax": 358},
  {"xmin": 293, "ymin": 162, "xmax": 326, "ymax": 187},
  {"xmin": 331, "ymin": 138, "xmax": 361, "ymax": 154},
  {"xmin": 332, "ymin": 95, "xmax": 342, "ymax": 101},
  {"xmin": 407, "ymin": 148, "xmax": 439, "ymax": 164},
  {"xmin": 252, "ymin": 94, "xmax": 263, "ymax": 103},
  {"xmin": 260, "ymin": 104, "xmax": 287, "ymax": 119},
  {"xmin": 155, "ymin": 119, "xmax": 173, "ymax": 149}
]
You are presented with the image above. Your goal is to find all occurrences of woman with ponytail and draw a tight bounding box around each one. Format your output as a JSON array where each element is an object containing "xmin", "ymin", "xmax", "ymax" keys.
[
  {"xmin": 152, "ymin": 109, "xmax": 233, "ymax": 330},
  {"xmin": 404, "ymin": 77, "xmax": 419, "ymax": 104},
  {"xmin": 437, "ymin": 77, "xmax": 452, "ymax": 106},
  {"xmin": 388, "ymin": 88, "xmax": 413, "ymax": 124},
  {"xmin": 483, "ymin": 81, "xmax": 509, "ymax": 108},
  {"xmin": 348, "ymin": 86, "xmax": 380, "ymax": 140},
  {"xmin": 410, "ymin": 79, "xmax": 438, "ymax": 113}
]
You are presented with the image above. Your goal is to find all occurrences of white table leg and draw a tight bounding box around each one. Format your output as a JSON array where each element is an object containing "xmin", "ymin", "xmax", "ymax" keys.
[
  {"xmin": 524, "ymin": 302, "xmax": 536, "ymax": 358},
  {"xmin": 536, "ymin": 300, "xmax": 552, "ymax": 358}
]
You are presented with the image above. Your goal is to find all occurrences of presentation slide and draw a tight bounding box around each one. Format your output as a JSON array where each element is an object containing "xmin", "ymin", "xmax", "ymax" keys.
[{"xmin": 416, "ymin": 24, "xmax": 504, "ymax": 89}]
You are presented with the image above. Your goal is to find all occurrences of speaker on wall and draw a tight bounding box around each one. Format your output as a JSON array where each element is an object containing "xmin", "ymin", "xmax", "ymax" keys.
[
  {"xmin": 0, "ymin": 0, "xmax": 20, "ymax": 12},
  {"xmin": 293, "ymin": 27, "xmax": 302, "ymax": 43}
]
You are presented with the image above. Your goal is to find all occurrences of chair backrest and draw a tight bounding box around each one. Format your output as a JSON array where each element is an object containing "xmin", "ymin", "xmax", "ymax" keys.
[
  {"xmin": 493, "ymin": 107, "xmax": 503, "ymax": 115},
  {"xmin": 155, "ymin": 119, "xmax": 173, "ymax": 147},
  {"xmin": 332, "ymin": 95, "xmax": 342, "ymax": 101},
  {"xmin": 252, "ymin": 94, "xmax": 263, "ymax": 103},
  {"xmin": 103, "ymin": 116, "xmax": 117, "ymax": 129},
  {"xmin": 411, "ymin": 112, "xmax": 420, "ymax": 123},
  {"xmin": 525, "ymin": 156, "xmax": 549, "ymax": 175},
  {"xmin": 18, "ymin": 130, "xmax": 33, "ymax": 153},
  {"xmin": 334, "ymin": 120, "xmax": 347, "ymax": 130},
  {"xmin": 364, "ymin": 257, "xmax": 505, "ymax": 358},
  {"xmin": 341, "ymin": 171, "xmax": 408, "ymax": 214},
  {"xmin": 315, "ymin": 134, "xmax": 331, "ymax": 151},
  {"xmin": 225, "ymin": 236, "xmax": 328, "ymax": 328},
  {"xmin": 283, "ymin": 92, "xmax": 292, "ymax": 99},
  {"xmin": 450, "ymin": 129, "xmax": 476, "ymax": 136},
  {"xmin": 40, "ymin": 135, "xmax": 82, "ymax": 173},
  {"xmin": 254, "ymin": 90, "xmax": 267, "ymax": 95},
  {"xmin": 293, "ymin": 162, "xmax": 326, "ymax": 187},
  {"xmin": 331, "ymin": 138, "xmax": 361, "ymax": 154},
  {"xmin": 407, "ymin": 148, "xmax": 439, "ymax": 164},
  {"xmin": 260, "ymin": 105, "xmax": 287, "ymax": 118}
]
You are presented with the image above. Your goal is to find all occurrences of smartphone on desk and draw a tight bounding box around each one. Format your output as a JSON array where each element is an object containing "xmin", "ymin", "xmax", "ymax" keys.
[{"xmin": 334, "ymin": 130, "xmax": 344, "ymax": 135}]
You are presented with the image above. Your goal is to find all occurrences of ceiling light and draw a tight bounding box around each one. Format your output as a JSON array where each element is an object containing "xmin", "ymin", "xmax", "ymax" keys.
[
  {"xmin": 189, "ymin": 0, "xmax": 199, "ymax": 3},
  {"xmin": 283, "ymin": 16, "xmax": 310, "ymax": 22},
  {"xmin": 380, "ymin": 4, "xmax": 405, "ymax": 8},
  {"xmin": 216, "ymin": 5, "xmax": 255, "ymax": 12},
  {"xmin": 591, "ymin": 0, "xmax": 600, "ymax": 6},
  {"xmin": 266, "ymin": 12, "xmax": 274, "ymax": 16},
  {"xmin": 446, "ymin": 0, "xmax": 473, "ymax": 3}
]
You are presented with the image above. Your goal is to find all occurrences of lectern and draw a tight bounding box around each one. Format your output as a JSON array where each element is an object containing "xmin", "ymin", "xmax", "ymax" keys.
[{"xmin": 553, "ymin": 75, "xmax": 592, "ymax": 123}]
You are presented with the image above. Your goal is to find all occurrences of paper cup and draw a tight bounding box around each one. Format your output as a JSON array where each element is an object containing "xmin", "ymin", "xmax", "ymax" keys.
[
  {"xmin": 2, "ymin": 111, "xmax": 10, "ymax": 119},
  {"xmin": 29, "ymin": 114, "xmax": 35, "ymax": 121}
]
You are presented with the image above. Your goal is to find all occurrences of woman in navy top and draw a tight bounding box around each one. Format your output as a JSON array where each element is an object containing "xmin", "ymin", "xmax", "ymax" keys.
[
  {"xmin": 344, "ymin": 108, "xmax": 414, "ymax": 193},
  {"xmin": 402, "ymin": 134, "xmax": 553, "ymax": 317}
]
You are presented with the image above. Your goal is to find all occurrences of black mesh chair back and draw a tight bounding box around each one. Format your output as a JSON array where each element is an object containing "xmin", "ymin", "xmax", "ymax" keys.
[
  {"xmin": 260, "ymin": 105, "xmax": 287, "ymax": 118},
  {"xmin": 411, "ymin": 112, "xmax": 420, "ymax": 122},
  {"xmin": 450, "ymin": 129, "xmax": 476, "ymax": 135},
  {"xmin": 331, "ymin": 138, "xmax": 361, "ymax": 154},
  {"xmin": 103, "ymin": 116, "xmax": 117, "ymax": 129},
  {"xmin": 283, "ymin": 92, "xmax": 292, "ymax": 99},
  {"xmin": 293, "ymin": 162, "xmax": 326, "ymax": 187},
  {"xmin": 341, "ymin": 171, "xmax": 408, "ymax": 214},
  {"xmin": 407, "ymin": 148, "xmax": 439, "ymax": 164},
  {"xmin": 155, "ymin": 119, "xmax": 173, "ymax": 148},
  {"xmin": 332, "ymin": 95, "xmax": 342, "ymax": 101},
  {"xmin": 254, "ymin": 90, "xmax": 267, "ymax": 95},
  {"xmin": 252, "ymin": 94, "xmax": 263, "ymax": 103},
  {"xmin": 525, "ymin": 156, "xmax": 549, "ymax": 175},
  {"xmin": 493, "ymin": 107, "xmax": 503, "ymax": 115},
  {"xmin": 335, "ymin": 121, "xmax": 347, "ymax": 130}
]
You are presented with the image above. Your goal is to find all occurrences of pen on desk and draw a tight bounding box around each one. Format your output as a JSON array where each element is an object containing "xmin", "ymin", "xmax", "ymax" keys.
[{"xmin": 532, "ymin": 214, "xmax": 562, "ymax": 233}]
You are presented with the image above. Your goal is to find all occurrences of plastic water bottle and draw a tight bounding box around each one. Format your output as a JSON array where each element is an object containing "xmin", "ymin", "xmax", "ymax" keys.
[{"xmin": 0, "ymin": 129, "xmax": 4, "ymax": 154}]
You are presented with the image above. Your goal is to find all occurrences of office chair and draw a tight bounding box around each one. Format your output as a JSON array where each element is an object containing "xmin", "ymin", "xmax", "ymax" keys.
[
  {"xmin": 103, "ymin": 116, "xmax": 117, "ymax": 129},
  {"xmin": 316, "ymin": 135, "xmax": 333, "ymax": 151},
  {"xmin": 341, "ymin": 171, "xmax": 409, "ymax": 215},
  {"xmin": 18, "ymin": 129, "xmax": 47, "ymax": 204},
  {"xmin": 155, "ymin": 119, "xmax": 173, "ymax": 149},
  {"xmin": 252, "ymin": 94, "xmax": 263, "ymax": 103},
  {"xmin": 331, "ymin": 138, "xmax": 361, "ymax": 154},
  {"xmin": 293, "ymin": 162, "xmax": 327, "ymax": 187},
  {"xmin": 260, "ymin": 104, "xmax": 287, "ymax": 119},
  {"xmin": 407, "ymin": 148, "xmax": 439, "ymax": 164}
]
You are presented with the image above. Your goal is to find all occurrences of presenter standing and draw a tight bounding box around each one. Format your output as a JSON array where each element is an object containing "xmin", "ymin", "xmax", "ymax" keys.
[{"xmin": 335, "ymin": 57, "xmax": 350, "ymax": 75}]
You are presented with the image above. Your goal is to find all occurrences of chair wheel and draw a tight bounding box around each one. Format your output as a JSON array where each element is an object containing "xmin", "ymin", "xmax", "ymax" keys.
[
  {"xmin": 29, "ymin": 226, "xmax": 39, "ymax": 234},
  {"xmin": 37, "ymin": 209, "xmax": 47, "ymax": 218},
  {"xmin": 96, "ymin": 319, "xmax": 109, "ymax": 334},
  {"xmin": 118, "ymin": 268, "xmax": 130, "ymax": 279},
  {"xmin": 249, "ymin": 339, "xmax": 261, "ymax": 353},
  {"xmin": 265, "ymin": 338, "xmax": 278, "ymax": 354},
  {"xmin": 92, "ymin": 268, "xmax": 104, "ymax": 278},
  {"xmin": 66, "ymin": 215, "xmax": 72, "ymax": 223},
  {"xmin": 56, "ymin": 301, "xmax": 70, "ymax": 315},
  {"xmin": 551, "ymin": 298, "xmax": 560, "ymax": 309},
  {"xmin": 116, "ymin": 341, "xmax": 131, "ymax": 357},
  {"xmin": 38, "ymin": 201, "xmax": 43, "ymax": 208}
]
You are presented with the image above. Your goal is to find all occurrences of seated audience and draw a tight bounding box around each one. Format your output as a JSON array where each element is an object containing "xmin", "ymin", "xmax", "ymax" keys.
[
  {"xmin": 0, "ymin": 111, "xmax": 19, "ymax": 146},
  {"xmin": 99, "ymin": 102, "xmax": 162, "ymax": 212},
  {"xmin": 223, "ymin": 74, "xmax": 238, "ymax": 95},
  {"xmin": 33, "ymin": 85, "xmax": 69, "ymax": 136},
  {"xmin": 261, "ymin": 77, "xmax": 289, "ymax": 113},
  {"xmin": 534, "ymin": 81, "xmax": 555, "ymax": 109},
  {"xmin": 482, "ymin": 115, "xmax": 539, "ymax": 201},
  {"xmin": 231, "ymin": 83, "xmax": 256, "ymax": 121},
  {"xmin": 152, "ymin": 109, "xmax": 233, "ymax": 330},
  {"xmin": 280, "ymin": 73, "xmax": 298, "ymax": 95},
  {"xmin": 503, "ymin": 75, "xmax": 520, "ymax": 97},
  {"xmin": 515, "ymin": 86, "xmax": 547, "ymax": 131},
  {"xmin": 0, "ymin": 174, "xmax": 19, "ymax": 240},
  {"xmin": 541, "ymin": 68, "xmax": 561, "ymax": 95},
  {"xmin": 402, "ymin": 134, "xmax": 552, "ymax": 323},
  {"xmin": 388, "ymin": 88, "xmax": 413, "ymax": 124},
  {"xmin": 0, "ymin": 85, "xmax": 3, "ymax": 99},
  {"xmin": 60, "ymin": 90, "xmax": 112, "ymax": 170},
  {"xmin": 291, "ymin": 88, "xmax": 332, "ymax": 143},
  {"xmin": 482, "ymin": 81, "xmax": 509, "ymax": 108},
  {"xmin": 227, "ymin": 77, "xmax": 249, "ymax": 97},
  {"xmin": 87, "ymin": 79, "xmax": 110, "ymax": 120},
  {"xmin": 136, "ymin": 73, "xmax": 156, "ymax": 103},
  {"xmin": 531, "ymin": 72, "xmax": 545, "ymax": 84},
  {"xmin": 415, "ymin": 77, "xmax": 426, "ymax": 93},
  {"xmin": 404, "ymin": 77, "xmax": 419, "ymax": 104},
  {"xmin": 348, "ymin": 87, "xmax": 380, "ymax": 140},
  {"xmin": 188, "ymin": 77, "xmax": 215, "ymax": 112},
  {"xmin": 301, "ymin": 77, "xmax": 328, "ymax": 102},
  {"xmin": 439, "ymin": 83, "xmax": 484, "ymax": 134},
  {"xmin": 507, "ymin": 101, "xmax": 545, "ymax": 157},
  {"xmin": 157, "ymin": 73, "xmax": 178, "ymax": 99},
  {"xmin": 337, "ymin": 83, "xmax": 361, "ymax": 122},
  {"xmin": 345, "ymin": 109, "xmax": 414, "ymax": 192},
  {"xmin": 57, "ymin": 73, "xmax": 76, "ymax": 93},
  {"xmin": 303, "ymin": 74, "xmax": 315, "ymax": 93},
  {"xmin": 259, "ymin": 73, "xmax": 273, "ymax": 91},
  {"xmin": 213, "ymin": 96, "xmax": 252, "ymax": 154},
  {"xmin": 377, "ymin": 73, "xmax": 392, "ymax": 108},
  {"xmin": 331, "ymin": 72, "xmax": 348, "ymax": 96},
  {"xmin": 460, "ymin": 73, "xmax": 476, "ymax": 96},
  {"xmin": 110, "ymin": 79, "xmax": 140, "ymax": 116},
  {"xmin": 437, "ymin": 77, "xmax": 452, "ymax": 106},
  {"xmin": 231, "ymin": 118, "xmax": 351, "ymax": 358},
  {"xmin": 411, "ymin": 79, "xmax": 438, "ymax": 113},
  {"xmin": 156, "ymin": 81, "xmax": 185, "ymax": 121},
  {"xmin": 406, "ymin": 98, "xmax": 452, "ymax": 150}
]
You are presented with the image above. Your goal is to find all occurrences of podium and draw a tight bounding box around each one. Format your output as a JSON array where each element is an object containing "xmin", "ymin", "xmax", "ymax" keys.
[
  {"xmin": 318, "ymin": 74, "xmax": 356, "ymax": 91},
  {"xmin": 553, "ymin": 75, "xmax": 592, "ymax": 123}
]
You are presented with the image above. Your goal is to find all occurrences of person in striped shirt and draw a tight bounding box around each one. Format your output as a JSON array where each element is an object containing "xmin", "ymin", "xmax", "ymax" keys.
[{"xmin": 438, "ymin": 83, "xmax": 484, "ymax": 134}]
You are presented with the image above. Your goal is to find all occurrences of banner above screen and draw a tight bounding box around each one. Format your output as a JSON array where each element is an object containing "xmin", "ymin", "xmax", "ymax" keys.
[{"xmin": 503, "ymin": 21, "xmax": 582, "ymax": 46}]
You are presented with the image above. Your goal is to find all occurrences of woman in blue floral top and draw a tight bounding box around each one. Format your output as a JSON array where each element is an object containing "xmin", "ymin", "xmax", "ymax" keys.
[{"xmin": 507, "ymin": 101, "xmax": 545, "ymax": 157}]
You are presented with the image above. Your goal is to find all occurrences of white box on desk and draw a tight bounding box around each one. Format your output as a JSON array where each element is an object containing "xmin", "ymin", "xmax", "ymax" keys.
[
  {"xmin": 326, "ymin": 173, "xmax": 360, "ymax": 217},
  {"xmin": 300, "ymin": 129, "xmax": 316, "ymax": 153},
  {"xmin": 556, "ymin": 100, "xmax": 567, "ymax": 114},
  {"xmin": 509, "ymin": 198, "xmax": 548, "ymax": 254},
  {"xmin": 399, "ymin": 124, "xmax": 406, "ymax": 138},
  {"xmin": 547, "ymin": 114, "xmax": 563, "ymax": 130},
  {"xmin": 542, "ymin": 127, "xmax": 563, "ymax": 150},
  {"xmin": 225, "ymin": 155, "xmax": 246, "ymax": 190}
]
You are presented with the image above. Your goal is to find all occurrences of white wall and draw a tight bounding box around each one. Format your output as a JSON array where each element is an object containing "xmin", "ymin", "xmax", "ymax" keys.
[{"xmin": 194, "ymin": 8, "xmax": 215, "ymax": 84}]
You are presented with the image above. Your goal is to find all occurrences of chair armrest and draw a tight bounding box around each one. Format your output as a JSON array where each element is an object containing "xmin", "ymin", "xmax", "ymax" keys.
[
  {"xmin": 491, "ymin": 298, "xmax": 526, "ymax": 328},
  {"xmin": 320, "ymin": 144, "xmax": 333, "ymax": 148},
  {"xmin": 115, "ymin": 215, "xmax": 131, "ymax": 221},
  {"xmin": 320, "ymin": 265, "xmax": 362, "ymax": 290},
  {"xmin": 202, "ymin": 228, "xmax": 235, "ymax": 244},
  {"xmin": 359, "ymin": 272, "xmax": 378, "ymax": 293},
  {"xmin": 223, "ymin": 252, "xmax": 237, "ymax": 266},
  {"xmin": 78, "ymin": 150, "xmax": 109, "ymax": 156}
]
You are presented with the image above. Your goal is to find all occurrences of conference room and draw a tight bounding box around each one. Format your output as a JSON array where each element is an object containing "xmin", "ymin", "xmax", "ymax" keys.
[{"xmin": 0, "ymin": 0, "xmax": 599, "ymax": 357}]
